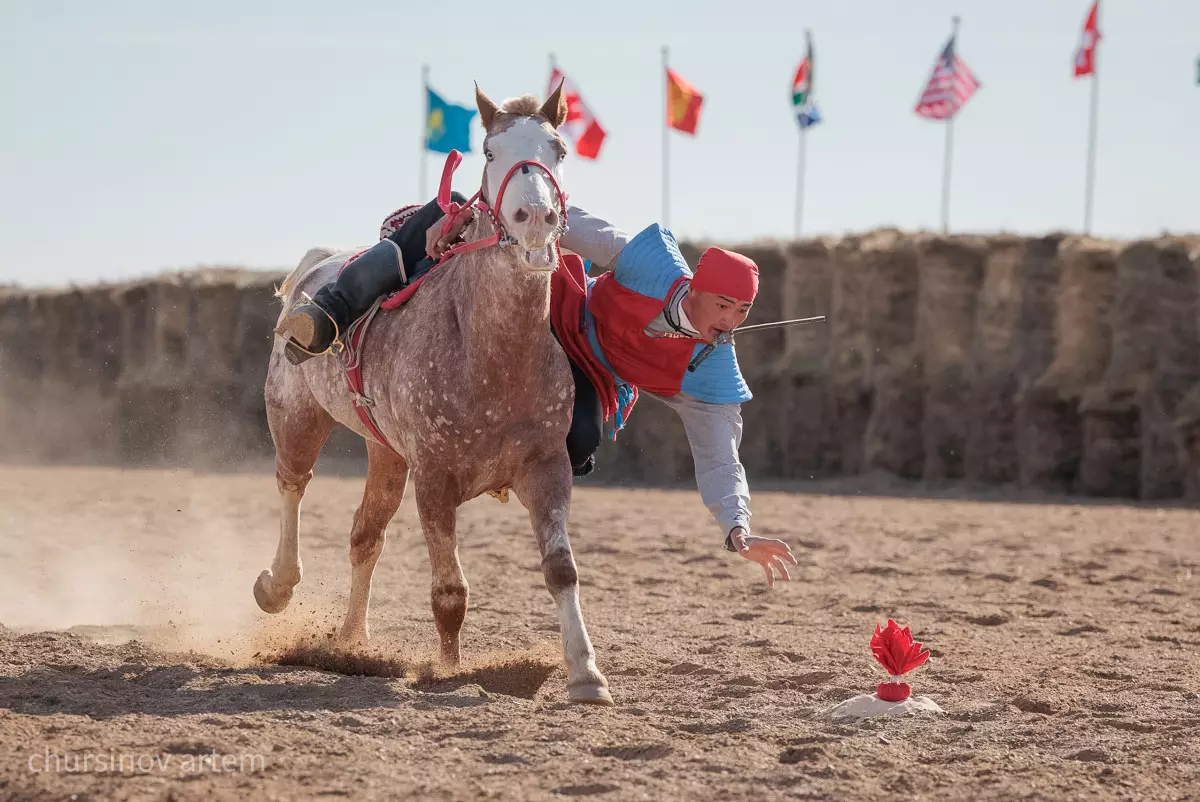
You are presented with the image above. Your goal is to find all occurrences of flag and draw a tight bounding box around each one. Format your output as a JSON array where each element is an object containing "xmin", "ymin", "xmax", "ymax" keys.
[
  {"xmin": 666, "ymin": 67, "xmax": 703, "ymax": 134},
  {"xmin": 915, "ymin": 33, "xmax": 981, "ymax": 120},
  {"xmin": 425, "ymin": 86, "xmax": 476, "ymax": 154},
  {"xmin": 548, "ymin": 67, "xmax": 606, "ymax": 160},
  {"xmin": 1074, "ymin": 1, "xmax": 1101, "ymax": 78},
  {"xmin": 792, "ymin": 31, "xmax": 821, "ymax": 129}
]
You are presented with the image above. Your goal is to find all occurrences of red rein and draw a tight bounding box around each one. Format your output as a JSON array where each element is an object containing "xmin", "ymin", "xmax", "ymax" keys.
[{"xmin": 433, "ymin": 149, "xmax": 569, "ymax": 265}]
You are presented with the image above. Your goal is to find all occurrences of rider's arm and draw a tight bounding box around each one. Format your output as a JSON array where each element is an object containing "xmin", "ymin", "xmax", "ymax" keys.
[
  {"xmin": 652, "ymin": 392, "xmax": 752, "ymax": 543},
  {"xmin": 561, "ymin": 206, "xmax": 629, "ymax": 271}
]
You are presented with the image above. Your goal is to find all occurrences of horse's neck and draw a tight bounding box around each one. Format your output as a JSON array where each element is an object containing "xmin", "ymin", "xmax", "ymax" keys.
[{"xmin": 451, "ymin": 221, "xmax": 556, "ymax": 382}]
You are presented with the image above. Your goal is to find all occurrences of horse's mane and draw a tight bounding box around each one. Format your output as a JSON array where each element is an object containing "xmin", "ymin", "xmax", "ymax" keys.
[
  {"xmin": 486, "ymin": 94, "xmax": 563, "ymax": 132},
  {"xmin": 498, "ymin": 95, "xmax": 543, "ymax": 117}
]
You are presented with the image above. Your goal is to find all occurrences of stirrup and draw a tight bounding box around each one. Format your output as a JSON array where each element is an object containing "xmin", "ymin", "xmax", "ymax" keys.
[
  {"xmin": 486, "ymin": 487, "xmax": 511, "ymax": 504},
  {"xmin": 274, "ymin": 291, "xmax": 345, "ymax": 358}
]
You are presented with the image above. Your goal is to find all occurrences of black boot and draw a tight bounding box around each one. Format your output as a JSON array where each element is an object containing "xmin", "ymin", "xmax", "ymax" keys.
[
  {"xmin": 276, "ymin": 193, "xmax": 466, "ymax": 365},
  {"xmin": 572, "ymin": 454, "xmax": 596, "ymax": 478},
  {"xmin": 277, "ymin": 238, "xmax": 407, "ymax": 364}
]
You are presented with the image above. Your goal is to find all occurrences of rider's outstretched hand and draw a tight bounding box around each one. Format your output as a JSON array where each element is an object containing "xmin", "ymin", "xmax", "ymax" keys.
[{"xmin": 729, "ymin": 527, "xmax": 799, "ymax": 588}]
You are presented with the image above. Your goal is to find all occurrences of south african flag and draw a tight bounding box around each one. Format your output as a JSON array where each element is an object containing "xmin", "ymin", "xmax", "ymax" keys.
[{"xmin": 792, "ymin": 31, "xmax": 820, "ymax": 129}]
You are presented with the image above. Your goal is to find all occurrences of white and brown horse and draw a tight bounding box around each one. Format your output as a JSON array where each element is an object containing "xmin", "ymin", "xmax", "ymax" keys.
[{"xmin": 256, "ymin": 82, "xmax": 611, "ymax": 704}]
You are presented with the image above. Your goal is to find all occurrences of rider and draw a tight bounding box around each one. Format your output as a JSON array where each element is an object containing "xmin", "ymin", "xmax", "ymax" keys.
[{"xmin": 276, "ymin": 201, "xmax": 799, "ymax": 587}]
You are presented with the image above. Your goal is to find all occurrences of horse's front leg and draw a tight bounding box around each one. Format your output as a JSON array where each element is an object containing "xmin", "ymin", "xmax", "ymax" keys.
[
  {"xmin": 512, "ymin": 452, "xmax": 612, "ymax": 706},
  {"xmin": 414, "ymin": 473, "xmax": 468, "ymax": 664}
]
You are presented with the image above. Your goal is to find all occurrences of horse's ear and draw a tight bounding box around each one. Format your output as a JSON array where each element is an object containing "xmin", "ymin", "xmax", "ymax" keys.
[
  {"xmin": 540, "ymin": 78, "xmax": 568, "ymax": 129},
  {"xmin": 475, "ymin": 81, "xmax": 499, "ymax": 129}
]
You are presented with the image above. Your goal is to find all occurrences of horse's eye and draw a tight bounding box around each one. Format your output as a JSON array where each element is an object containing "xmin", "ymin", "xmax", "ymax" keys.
[{"xmin": 485, "ymin": 150, "xmax": 495, "ymax": 162}]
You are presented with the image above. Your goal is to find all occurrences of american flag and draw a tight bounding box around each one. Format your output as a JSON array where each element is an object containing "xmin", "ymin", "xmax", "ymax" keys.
[{"xmin": 915, "ymin": 34, "xmax": 980, "ymax": 120}]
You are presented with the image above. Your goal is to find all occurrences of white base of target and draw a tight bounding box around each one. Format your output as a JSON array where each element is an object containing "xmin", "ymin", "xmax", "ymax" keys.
[{"xmin": 829, "ymin": 694, "xmax": 943, "ymax": 720}]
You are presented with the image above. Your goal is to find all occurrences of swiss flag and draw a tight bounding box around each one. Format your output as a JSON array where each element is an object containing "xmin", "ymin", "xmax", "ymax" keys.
[
  {"xmin": 1074, "ymin": 1, "xmax": 1101, "ymax": 78},
  {"xmin": 549, "ymin": 67, "xmax": 606, "ymax": 160}
]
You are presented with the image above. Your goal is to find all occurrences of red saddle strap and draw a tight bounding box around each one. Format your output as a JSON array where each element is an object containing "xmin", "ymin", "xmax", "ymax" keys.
[{"xmin": 340, "ymin": 305, "xmax": 398, "ymax": 453}]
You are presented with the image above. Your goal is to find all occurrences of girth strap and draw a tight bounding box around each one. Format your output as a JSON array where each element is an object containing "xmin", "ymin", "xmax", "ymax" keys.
[{"xmin": 339, "ymin": 299, "xmax": 398, "ymax": 453}]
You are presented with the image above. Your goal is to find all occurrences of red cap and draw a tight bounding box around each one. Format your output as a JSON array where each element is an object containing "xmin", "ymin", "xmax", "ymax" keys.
[{"xmin": 690, "ymin": 248, "xmax": 759, "ymax": 302}]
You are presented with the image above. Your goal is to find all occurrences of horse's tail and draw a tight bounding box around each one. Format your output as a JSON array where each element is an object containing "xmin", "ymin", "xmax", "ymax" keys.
[{"xmin": 275, "ymin": 247, "xmax": 337, "ymax": 303}]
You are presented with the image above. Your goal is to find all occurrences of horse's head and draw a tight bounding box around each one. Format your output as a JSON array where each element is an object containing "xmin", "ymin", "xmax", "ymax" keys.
[{"xmin": 474, "ymin": 81, "xmax": 569, "ymax": 269}]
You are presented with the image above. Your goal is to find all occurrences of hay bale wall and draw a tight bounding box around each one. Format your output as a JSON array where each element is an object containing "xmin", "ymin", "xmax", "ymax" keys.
[
  {"xmin": 823, "ymin": 237, "xmax": 872, "ymax": 476},
  {"xmin": 1020, "ymin": 237, "xmax": 1113, "ymax": 493},
  {"xmin": 917, "ymin": 237, "xmax": 987, "ymax": 481},
  {"xmin": 1137, "ymin": 241, "xmax": 1200, "ymax": 499},
  {"xmin": 859, "ymin": 232, "xmax": 924, "ymax": 479},
  {"xmin": 964, "ymin": 238, "xmax": 1024, "ymax": 483},
  {"xmin": 4, "ymin": 232, "xmax": 1200, "ymax": 501},
  {"xmin": 778, "ymin": 240, "xmax": 835, "ymax": 479}
]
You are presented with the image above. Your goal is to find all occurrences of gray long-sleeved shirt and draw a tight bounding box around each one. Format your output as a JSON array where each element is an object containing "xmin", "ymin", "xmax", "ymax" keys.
[{"xmin": 561, "ymin": 206, "xmax": 752, "ymax": 540}]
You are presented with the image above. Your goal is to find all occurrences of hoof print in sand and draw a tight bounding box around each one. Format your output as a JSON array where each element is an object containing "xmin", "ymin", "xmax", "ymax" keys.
[
  {"xmin": 553, "ymin": 783, "xmax": 621, "ymax": 796},
  {"xmin": 779, "ymin": 745, "xmax": 826, "ymax": 764},
  {"xmin": 592, "ymin": 743, "xmax": 672, "ymax": 761},
  {"xmin": 1011, "ymin": 696, "xmax": 1060, "ymax": 715}
]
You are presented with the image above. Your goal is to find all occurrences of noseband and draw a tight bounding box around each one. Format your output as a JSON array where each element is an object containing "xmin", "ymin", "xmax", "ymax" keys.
[{"xmin": 432, "ymin": 149, "xmax": 568, "ymax": 265}]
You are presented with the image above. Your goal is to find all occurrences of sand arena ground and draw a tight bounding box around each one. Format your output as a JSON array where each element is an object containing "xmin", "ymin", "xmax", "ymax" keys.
[{"xmin": 0, "ymin": 465, "xmax": 1197, "ymax": 801}]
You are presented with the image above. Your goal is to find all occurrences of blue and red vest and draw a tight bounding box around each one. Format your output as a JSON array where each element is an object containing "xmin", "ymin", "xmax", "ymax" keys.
[{"xmin": 584, "ymin": 224, "xmax": 751, "ymax": 404}]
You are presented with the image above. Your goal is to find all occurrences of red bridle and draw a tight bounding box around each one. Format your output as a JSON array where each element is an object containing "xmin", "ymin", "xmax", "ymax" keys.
[{"xmin": 432, "ymin": 149, "xmax": 569, "ymax": 264}]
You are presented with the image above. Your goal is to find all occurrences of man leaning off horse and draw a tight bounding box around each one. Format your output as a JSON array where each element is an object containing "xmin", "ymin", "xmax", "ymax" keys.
[{"xmin": 276, "ymin": 199, "xmax": 799, "ymax": 588}]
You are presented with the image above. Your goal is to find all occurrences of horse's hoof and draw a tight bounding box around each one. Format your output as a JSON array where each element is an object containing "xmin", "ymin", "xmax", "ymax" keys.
[
  {"xmin": 569, "ymin": 682, "xmax": 615, "ymax": 706},
  {"xmin": 253, "ymin": 570, "xmax": 293, "ymax": 614},
  {"xmin": 337, "ymin": 629, "xmax": 368, "ymax": 651}
]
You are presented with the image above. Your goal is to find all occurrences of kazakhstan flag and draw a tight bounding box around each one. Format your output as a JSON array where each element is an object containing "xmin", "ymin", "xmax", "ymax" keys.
[{"xmin": 426, "ymin": 86, "xmax": 476, "ymax": 154}]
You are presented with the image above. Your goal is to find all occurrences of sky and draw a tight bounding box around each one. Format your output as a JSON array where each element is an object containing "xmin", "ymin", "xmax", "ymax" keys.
[{"xmin": 2, "ymin": 1, "xmax": 1199, "ymax": 288}]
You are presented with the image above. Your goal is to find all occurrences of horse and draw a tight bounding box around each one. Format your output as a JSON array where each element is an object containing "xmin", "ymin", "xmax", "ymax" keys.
[{"xmin": 255, "ymin": 81, "xmax": 611, "ymax": 705}]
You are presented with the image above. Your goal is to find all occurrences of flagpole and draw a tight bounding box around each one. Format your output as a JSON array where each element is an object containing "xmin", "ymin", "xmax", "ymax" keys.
[
  {"xmin": 1083, "ymin": 4, "xmax": 1100, "ymax": 234},
  {"xmin": 941, "ymin": 112, "xmax": 954, "ymax": 234},
  {"xmin": 940, "ymin": 16, "xmax": 960, "ymax": 235},
  {"xmin": 795, "ymin": 128, "xmax": 807, "ymax": 238},
  {"xmin": 419, "ymin": 64, "xmax": 429, "ymax": 200},
  {"xmin": 662, "ymin": 45, "xmax": 670, "ymax": 229}
]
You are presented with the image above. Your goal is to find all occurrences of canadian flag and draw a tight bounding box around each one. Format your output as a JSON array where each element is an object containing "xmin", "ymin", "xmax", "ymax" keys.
[
  {"xmin": 1074, "ymin": 1, "xmax": 1101, "ymax": 78},
  {"xmin": 549, "ymin": 67, "xmax": 606, "ymax": 160}
]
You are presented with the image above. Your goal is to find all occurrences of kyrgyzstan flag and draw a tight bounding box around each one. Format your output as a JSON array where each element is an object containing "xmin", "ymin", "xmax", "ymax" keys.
[
  {"xmin": 549, "ymin": 67, "xmax": 606, "ymax": 160},
  {"xmin": 666, "ymin": 67, "xmax": 703, "ymax": 134},
  {"xmin": 1074, "ymin": 1, "xmax": 1101, "ymax": 78}
]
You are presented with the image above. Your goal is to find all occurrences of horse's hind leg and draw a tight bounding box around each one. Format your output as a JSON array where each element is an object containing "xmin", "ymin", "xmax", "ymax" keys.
[
  {"xmin": 254, "ymin": 383, "xmax": 334, "ymax": 614},
  {"xmin": 338, "ymin": 441, "xmax": 408, "ymax": 647}
]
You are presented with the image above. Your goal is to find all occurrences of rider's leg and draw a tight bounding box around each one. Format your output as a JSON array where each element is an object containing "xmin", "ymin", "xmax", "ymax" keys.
[
  {"xmin": 276, "ymin": 192, "xmax": 466, "ymax": 364},
  {"xmin": 566, "ymin": 358, "xmax": 603, "ymax": 478}
]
